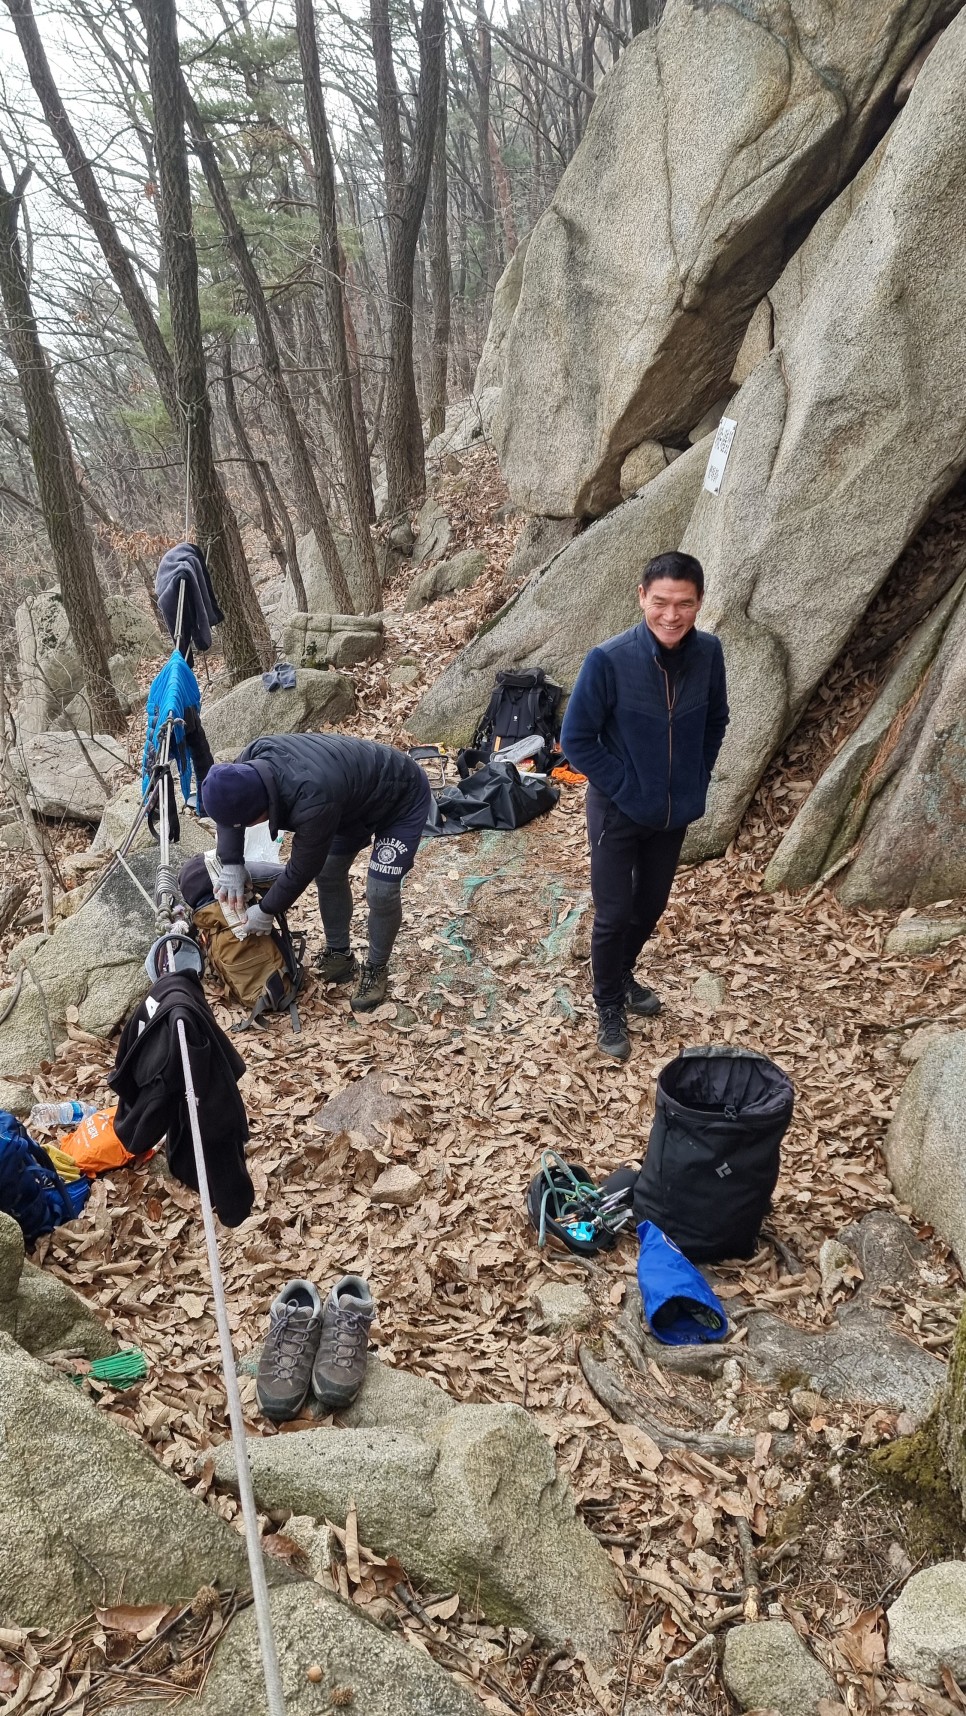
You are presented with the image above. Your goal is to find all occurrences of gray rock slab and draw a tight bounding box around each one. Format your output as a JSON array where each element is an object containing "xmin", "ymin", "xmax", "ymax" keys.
[
  {"xmin": 887, "ymin": 1562, "xmax": 966, "ymax": 1686},
  {"xmin": 276, "ymin": 530, "xmax": 392, "ymax": 617},
  {"xmin": 203, "ymin": 670, "xmax": 355, "ymax": 753},
  {"xmin": 0, "ymin": 1331, "xmax": 259, "ymax": 1629},
  {"xmin": 529, "ymin": 1281, "xmax": 593, "ymax": 1332},
  {"xmin": 215, "ymin": 1400, "xmax": 624, "ymax": 1661},
  {"xmin": 683, "ymin": 20, "xmax": 966, "ymax": 860},
  {"xmin": 338, "ymin": 1356, "xmax": 453, "ymax": 1432},
  {"xmin": 410, "ymin": 437, "xmax": 708, "ymax": 744},
  {"xmin": 412, "ymin": 495, "xmax": 453, "ymax": 565},
  {"xmin": 13, "ymin": 1263, "xmax": 117, "ymax": 1361},
  {"xmin": 884, "ymin": 1031, "xmax": 966, "ymax": 1265},
  {"xmin": 0, "ymin": 1079, "xmax": 33, "ymax": 1116},
  {"xmin": 723, "ymin": 1619, "xmax": 836, "ymax": 1716},
  {"xmin": 92, "ymin": 779, "xmax": 214, "ymax": 857},
  {"xmin": 474, "ymin": 239, "xmax": 529, "ymax": 395},
  {"xmin": 102, "ymin": 1582, "xmax": 484, "ymax": 1716},
  {"xmin": 314, "ymin": 1072, "xmax": 405, "ymax": 1144},
  {"xmin": 506, "ymin": 514, "xmax": 579, "ymax": 585},
  {"xmin": 279, "ymin": 611, "xmax": 385, "ymax": 671},
  {"xmin": 886, "ymin": 915, "xmax": 966, "ymax": 956},
  {"xmin": 744, "ymin": 1306, "xmax": 944, "ymax": 1423},
  {"xmin": 404, "ymin": 549, "xmax": 487, "ymax": 612},
  {"xmin": 16, "ymin": 731, "xmax": 129, "ymax": 822},
  {"xmin": 0, "ymin": 849, "xmax": 161, "ymax": 1078},
  {"xmin": 494, "ymin": 0, "xmax": 952, "ymax": 517}
]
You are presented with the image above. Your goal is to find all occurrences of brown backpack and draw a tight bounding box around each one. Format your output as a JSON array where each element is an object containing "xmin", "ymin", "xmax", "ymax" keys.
[{"xmin": 192, "ymin": 900, "xmax": 304, "ymax": 1031}]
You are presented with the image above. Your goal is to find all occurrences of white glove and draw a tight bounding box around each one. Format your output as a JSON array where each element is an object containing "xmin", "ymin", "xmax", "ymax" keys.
[
  {"xmin": 238, "ymin": 902, "xmax": 274, "ymax": 939},
  {"xmin": 215, "ymin": 863, "xmax": 250, "ymax": 914}
]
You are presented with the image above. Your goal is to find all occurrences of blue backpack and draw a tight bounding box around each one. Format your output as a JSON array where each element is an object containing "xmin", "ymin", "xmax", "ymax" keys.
[{"xmin": 0, "ymin": 1111, "xmax": 90, "ymax": 1245}]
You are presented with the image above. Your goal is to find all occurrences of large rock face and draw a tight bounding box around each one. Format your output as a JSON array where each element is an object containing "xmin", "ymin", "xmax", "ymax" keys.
[
  {"xmin": 0, "ymin": 1331, "xmax": 255, "ymax": 1629},
  {"xmin": 0, "ymin": 851, "xmax": 163, "ymax": 1077},
  {"xmin": 410, "ymin": 436, "xmax": 708, "ymax": 744},
  {"xmin": 883, "ymin": 1032, "xmax": 966, "ymax": 1267},
  {"xmin": 15, "ymin": 731, "xmax": 129, "ymax": 822},
  {"xmin": 15, "ymin": 589, "xmax": 160, "ymax": 737},
  {"xmin": 0, "ymin": 1212, "xmax": 117, "ymax": 1356},
  {"xmin": 105, "ymin": 1584, "xmax": 484, "ymax": 1716},
  {"xmin": 474, "ymin": 236, "xmax": 529, "ymax": 395},
  {"xmin": 681, "ymin": 18, "xmax": 966, "ymax": 859},
  {"xmin": 214, "ymin": 1395, "xmax": 624, "ymax": 1662},
  {"xmin": 494, "ymin": 0, "xmax": 955, "ymax": 518},
  {"xmin": 203, "ymin": 669, "xmax": 355, "ymax": 753},
  {"xmin": 276, "ymin": 530, "xmax": 393, "ymax": 618}
]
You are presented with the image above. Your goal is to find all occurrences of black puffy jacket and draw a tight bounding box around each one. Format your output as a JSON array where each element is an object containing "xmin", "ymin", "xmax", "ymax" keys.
[{"xmin": 214, "ymin": 734, "xmax": 427, "ymax": 915}]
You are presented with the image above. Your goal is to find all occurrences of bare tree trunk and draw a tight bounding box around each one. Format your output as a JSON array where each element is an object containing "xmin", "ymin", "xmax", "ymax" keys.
[
  {"xmin": 4, "ymin": 0, "xmax": 178, "ymax": 427},
  {"xmin": 295, "ymin": 0, "xmax": 381, "ymax": 612},
  {"xmin": 0, "ymin": 165, "xmax": 126, "ymax": 737},
  {"xmin": 182, "ymin": 79, "xmax": 353, "ymax": 614},
  {"xmin": 140, "ymin": 0, "xmax": 272, "ymax": 679},
  {"xmin": 370, "ymin": 0, "xmax": 445, "ymax": 515},
  {"xmin": 338, "ymin": 242, "xmax": 376, "ymax": 522},
  {"xmin": 220, "ymin": 342, "xmax": 290, "ymax": 587},
  {"xmin": 427, "ymin": 63, "xmax": 451, "ymax": 444}
]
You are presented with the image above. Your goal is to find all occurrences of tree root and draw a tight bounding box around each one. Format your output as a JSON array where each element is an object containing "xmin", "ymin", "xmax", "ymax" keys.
[
  {"xmin": 578, "ymin": 1344, "xmax": 794, "ymax": 1461},
  {"xmin": 614, "ymin": 1293, "xmax": 736, "ymax": 1380}
]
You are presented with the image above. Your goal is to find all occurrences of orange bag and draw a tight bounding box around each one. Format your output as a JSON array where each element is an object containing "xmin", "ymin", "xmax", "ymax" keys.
[{"xmin": 60, "ymin": 1108, "xmax": 134, "ymax": 1177}]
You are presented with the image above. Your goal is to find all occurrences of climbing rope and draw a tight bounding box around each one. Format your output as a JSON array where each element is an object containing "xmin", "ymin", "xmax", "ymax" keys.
[{"xmin": 176, "ymin": 1018, "xmax": 285, "ymax": 1716}]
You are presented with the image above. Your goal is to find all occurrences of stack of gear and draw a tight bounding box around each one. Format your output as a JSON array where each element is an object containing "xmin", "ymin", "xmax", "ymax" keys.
[
  {"xmin": 461, "ymin": 668, "xmax": 563, "ymax": 775},
  {"xmin": 526, "ymin": 1152, "xmax": 635, "ymax": 1256},
  {"xmin": 0, "ymin": 1111, "xmax": 90, "ymax": 1244},
  {"xmin": 109, "ymin": 972, "xmax": 254, "ymax": 1228},
  {"xmin": 421, "ymin": 666, "xmax": 564, "ymax": 837},
  {"xmin": 179, "ymin": 854, "xmax": 305, "ymax": 1031}
]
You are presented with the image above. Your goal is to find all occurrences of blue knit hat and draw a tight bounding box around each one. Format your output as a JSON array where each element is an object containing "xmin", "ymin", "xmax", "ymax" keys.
[{"xmin": 201, "ymin": 762, "xmax": 269, "ymax": 826}]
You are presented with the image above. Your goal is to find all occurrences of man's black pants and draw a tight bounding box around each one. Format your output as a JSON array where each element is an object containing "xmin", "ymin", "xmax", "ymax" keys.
[{"xmin": 586, "ymin": 784, "xmax": 687, "ymax": 1008}]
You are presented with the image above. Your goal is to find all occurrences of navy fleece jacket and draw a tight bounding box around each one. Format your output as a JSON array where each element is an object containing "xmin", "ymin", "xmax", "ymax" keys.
[{"xmin": 560, "ymin": 621, "xmax": 729, "ymax": 829}]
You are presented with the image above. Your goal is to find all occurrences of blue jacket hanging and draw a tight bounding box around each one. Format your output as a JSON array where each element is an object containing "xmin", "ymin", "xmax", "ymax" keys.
[
  {"xmin": 142, "ymin": 650, "xmax": 203, "ymax": 804},
  {"xmin": 637, "ymin": 1220, "xmax": 728, "ymax": 1345}
]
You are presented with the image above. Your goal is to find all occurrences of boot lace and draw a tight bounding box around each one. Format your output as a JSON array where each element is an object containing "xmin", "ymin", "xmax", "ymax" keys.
[
  {"xmin": 268, "ymin": 1308, "xmax": 315, "ymax": 1381},
  {"xmin": 357, "ymin": 963, "xmax": 384, "ymax": 996},
  {"xmin": 598, "ymin": 1005, "xmax": 627, "ymax": 1040},
  {"xmin": 328, "ymin": 1307, "xmax": 369, "ymax": 1371}
]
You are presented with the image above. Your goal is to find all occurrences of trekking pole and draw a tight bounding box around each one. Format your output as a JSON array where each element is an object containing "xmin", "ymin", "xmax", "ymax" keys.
[{"xmin": 175, "ymin": 1018, "xmax": 286, "ymax": 1715}]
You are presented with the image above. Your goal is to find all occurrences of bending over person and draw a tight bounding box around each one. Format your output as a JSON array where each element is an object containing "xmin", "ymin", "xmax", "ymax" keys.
[{"xmin": 201, "ymin": 734, "xmax": 431, "ymax": 1013}]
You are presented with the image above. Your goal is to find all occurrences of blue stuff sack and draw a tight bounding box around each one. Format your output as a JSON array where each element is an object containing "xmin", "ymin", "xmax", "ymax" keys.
[
  {"xmin": 0, "ymin": 1111, "xmax": 90, "ymax": 1245},
  {"xmin": 637, "ymin": 1220, "xmax": 728, "ymax": 1345}
]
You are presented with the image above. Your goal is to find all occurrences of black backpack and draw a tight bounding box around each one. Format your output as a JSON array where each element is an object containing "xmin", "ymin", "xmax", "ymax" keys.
[
  {"xmin": 430, "ymin": 760, "xmax": 559, "ymax": 836},
  {"xmin": 464, "ymin": 668, "xmax": 563, "ymax": 772},
  {"xmin": 633, "ymin": 1047, "xmax": 793, "ymax": 1262}
]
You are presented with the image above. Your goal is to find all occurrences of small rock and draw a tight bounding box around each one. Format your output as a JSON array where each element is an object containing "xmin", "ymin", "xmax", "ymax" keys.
[
  {"xmin": 0, "ymin": 1079, "xmax": 35, "ymax": 1116},
  {"xmin": 887, "ymin": 1562, "xmax": 966, "ymax": 1686},
  {"xmin": 441, "ymin": 453, "xmax": 462, "ymax": 475},
  {"xmin": 315, "ymin": 1073, "xmax": 405, "ymax": 1146},
  {"xmin": 388, "ymin": 519, "xmax": 415, "ymax": 554},
  {"xmin": 619, "ymin": 440, "xmax": 667, "ymax": 499},
  {"xmin": 767, "ymin": 1408, "xmax": 791, "ymax": 1431},
  {"xmin": 818, "ymin": 1237, "xmax": 861, "ymax": 1299},
  {"xmin": 529, "ymin": 1281, "xmax": 593, "ymax": 1332},
  {"xmin": 0, "ymin": 824, "xmax": 29, "ymax": 853},
  {"xmin": 691, "ymin": 971, "xmax": 728, "ymax": 1012},
  {"xmin": 403, "ymin": 548, "xmax": 487, "ymax": 613},
  {"xmin": 901, "ymin": 1022, "xmax": 956, "ymax": 1064},
  {"xmin": 283, "ymin": 1516, "xmax": 334, "ymax": 1582},
  {"xmin": 370, "ymin": 1165, "xmax": 424, "ymax": 1208},
  {"xmin": 790, "ymin": 1388, "xmax": 827, "ymax": 1418},
  {"xmin": 885, "ymin": 915, "xmax": 966, "ymax": 957},
  {"xmin": 723, "ymin": 1619, "xmax": 837, "ymax": 1716},
  {"xmin": 389, "ymin": 664, "xmax": 421, "ymax": 688}
]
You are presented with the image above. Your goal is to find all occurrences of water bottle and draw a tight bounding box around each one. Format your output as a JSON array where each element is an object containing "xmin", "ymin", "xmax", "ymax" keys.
[{"xmin": 28, "ymin": 1101, "xmax": 98, "ymax": 1130}]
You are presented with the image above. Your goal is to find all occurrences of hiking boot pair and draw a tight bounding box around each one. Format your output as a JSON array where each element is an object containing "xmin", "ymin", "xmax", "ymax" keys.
[
  {"xmin": 596, "ymin": 975, "xmax": 661, "ymax": 1062},
  {"xmin": 314, "ymin": 947, "xmax": 390, "ymax": 1013},
  {"xmin": 256, "ymin": 1275, "xmax": 374, "ymax": 1423}
]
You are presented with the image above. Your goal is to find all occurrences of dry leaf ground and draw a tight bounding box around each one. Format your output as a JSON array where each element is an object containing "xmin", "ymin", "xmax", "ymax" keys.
[{"xmin": 1, "ymin": 449, "xmax": 965, "ymax": 1716}]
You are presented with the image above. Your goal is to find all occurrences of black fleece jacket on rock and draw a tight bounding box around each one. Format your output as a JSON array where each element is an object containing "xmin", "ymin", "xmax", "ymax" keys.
[
  {"xmin": 110, "ymin": 973, "xmax": 253, "ymax": 1227},
  {"xmin": 212, "ymin": 733, "xmax": 428, "ymax": 917}
]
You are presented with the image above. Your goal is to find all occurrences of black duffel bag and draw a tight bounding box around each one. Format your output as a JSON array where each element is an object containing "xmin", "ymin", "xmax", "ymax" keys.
[
  {"xmin": 633, "ymin": 1046, "xmax": 793, "ymax": 1262},
  {"xmin": 429, "ymin": 760, "xmax": 559, "ymax": 836}
]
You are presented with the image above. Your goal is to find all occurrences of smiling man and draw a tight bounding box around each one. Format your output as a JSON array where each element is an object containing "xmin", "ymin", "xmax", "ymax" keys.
[{"xmin": 560, "ymin": 552, "xmax": 729, "ymax": 1061}]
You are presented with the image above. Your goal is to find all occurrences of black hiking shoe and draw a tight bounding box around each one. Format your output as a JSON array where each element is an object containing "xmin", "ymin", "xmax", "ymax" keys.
[
  {"xmin": 624, "ymin": 972, "xmax": 662, "ymax": 1017},
  {"xmin": 256, "ymin": 1279, "xmax": 324, "ymax": 1422},
  {"xmin": 315, "ymin": 947, "xmax": 358, "ymax": 985},
  {"xmin": 350, "ymin": 961, "xmax": 389, "ymax": 1013},
  {"xmin": 596, "ymin": 1003, "xmax": 631, "ymax": 1061},
  {"xmin": 311, "ymin": 1275, "xmax": 375, "ymax": 1410}
]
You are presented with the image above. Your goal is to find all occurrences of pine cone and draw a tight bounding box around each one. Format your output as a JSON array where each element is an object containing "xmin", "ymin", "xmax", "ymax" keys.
[
  {"xmin": 170, "ymin": 1660, "xmax": 203, "ymax": 1688},
  {"xmin": 330, "ymin": 1689, "xmax": 355, "ymax": 1708},
  {"xmin": 138, "ymin": 1641, "xmax": 172, "ymax": 1675},
  {"xmin": 190, "ymin": 1584, "xmax": 221, "ymax": 1618}
]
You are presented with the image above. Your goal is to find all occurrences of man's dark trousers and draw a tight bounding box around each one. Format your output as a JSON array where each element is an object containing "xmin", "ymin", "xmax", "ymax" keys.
[{"xmin": 586, "ymin": 784, "xmax": 686, "ymax": 1007}]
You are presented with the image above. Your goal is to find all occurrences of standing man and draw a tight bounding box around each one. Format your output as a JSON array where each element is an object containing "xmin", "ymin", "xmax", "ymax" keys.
[
  {"xmin": 201, "ymin": 734, "xmax": 431, "ymax": 1013},
  {"xmin": 560, "ymin": 552, "xmax": 729, "ymax": 1061}
]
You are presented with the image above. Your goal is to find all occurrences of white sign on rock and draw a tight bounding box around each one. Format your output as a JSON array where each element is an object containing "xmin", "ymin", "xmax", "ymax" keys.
[{"xmin": 703, "ymin": 417, "xmax": 737, "ymax": 495}]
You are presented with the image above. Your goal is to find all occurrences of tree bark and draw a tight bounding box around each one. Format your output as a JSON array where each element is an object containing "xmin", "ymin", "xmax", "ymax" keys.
[
  {"xmin": 427, "ymin": 63, "xmax": 451, "ymax": 444},
  {"xmin": 3, "ymin": 0, "xmax": 179, "ymax": 428},
  {"xmin": 294, "ymin": 0, "xmax": 381, "ymax": 612},
  {"xmin": 220, "ymin": 342, "xmax": 290, "ymax": 587},
  {"xmin": 182, "ymin": 77, "xmax": 354, "ymax": 613},
  {"xmin": 0, "ymin": 166, "xmax": 126, "ymax": 738},
  {"xmin": 370, "ymin": 0, "xmax": 445, "ymax": 515},
  {"xmin": 140, "ymin": 0, "xmax": 272, "ymax": 679}
]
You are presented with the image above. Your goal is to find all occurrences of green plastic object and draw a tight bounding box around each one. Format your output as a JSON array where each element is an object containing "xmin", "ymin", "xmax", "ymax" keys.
[{"xmin": 81, "ymin": 1349, "xmax": 148, "ymax": 1389}]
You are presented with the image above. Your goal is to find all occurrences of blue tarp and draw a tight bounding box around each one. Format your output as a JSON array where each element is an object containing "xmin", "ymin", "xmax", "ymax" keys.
[{"xmin": 141, "ymin": 649, "xmax": 202, "ymax": 804}]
